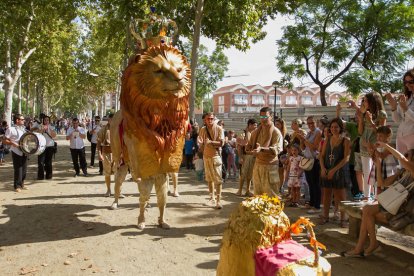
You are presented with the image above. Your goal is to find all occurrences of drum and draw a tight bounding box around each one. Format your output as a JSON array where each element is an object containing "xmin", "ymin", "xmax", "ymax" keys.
[{"xmin": 19, "ymin": 132, "xmax": 46, "ymax": 155}]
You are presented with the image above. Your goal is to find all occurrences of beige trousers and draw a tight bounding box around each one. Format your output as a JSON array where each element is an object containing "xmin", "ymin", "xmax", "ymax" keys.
[{"xmin": 252, "ymin": 163, "xmax": 280, "ymax": 197}]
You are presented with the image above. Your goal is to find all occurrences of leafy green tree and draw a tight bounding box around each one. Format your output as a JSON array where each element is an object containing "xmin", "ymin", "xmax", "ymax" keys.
[
  {"xmin": 93, "ymin": 0, "xmax": 298, "ymax": 119},
  {"xmin": 0, "ymin": 0, "xmax": 81, "ymax": 125},
  {"xmin": 276, "ymin": 0, "xmax": 414, "ymax": 105},
  {"xmin": 181, "ymin": 42, "xmax": 228, "ymax": 108}
]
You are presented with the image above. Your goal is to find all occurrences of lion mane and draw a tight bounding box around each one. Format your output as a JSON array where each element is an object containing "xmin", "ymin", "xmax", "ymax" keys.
[{"xmin": 120, "ymin": 44, "xmax": 191, "ymax": 152}]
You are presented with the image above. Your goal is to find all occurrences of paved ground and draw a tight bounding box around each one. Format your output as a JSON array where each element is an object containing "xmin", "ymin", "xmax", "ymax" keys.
[{"xmin": 1, "ymin": 135, "xmax": 414, "ymax": 275}]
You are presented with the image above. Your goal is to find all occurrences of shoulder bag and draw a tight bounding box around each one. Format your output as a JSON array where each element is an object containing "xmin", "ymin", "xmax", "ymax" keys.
[
  {"xmin": 299, "ymin": 158, "xmax": 314, "ymax": 171},
  {"xmin": 378, "ymin": 181, "xmax": 414, "ymax": 215}
]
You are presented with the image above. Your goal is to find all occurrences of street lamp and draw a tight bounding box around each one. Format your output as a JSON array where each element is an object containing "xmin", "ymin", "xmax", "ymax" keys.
[{"xmin": 272, "ymin": 81, "xmax": 281, "ymax": 125}]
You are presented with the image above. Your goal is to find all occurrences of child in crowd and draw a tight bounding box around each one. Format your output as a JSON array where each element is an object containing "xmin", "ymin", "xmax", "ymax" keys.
[
  {"xmin": 226, "ymin": 130, "xmax": 237, "ymax": 178},
  {"xmin": 280, "ymin": 144, "xmax": 292, "ymax": 198},
  {"xmin": 184, "ymin": 132, "xmax": 195, "ymax": 170},
  {"xmin": 368, "ymin": 126, "xmax": 398, "ymax": 197},
  {"xmin": 285, "ymin": 144, "xmax": 304, "ymax": 207},
  {"xmin": 193, "ymin": 152, "xmax": 204, "ymax": 181}
]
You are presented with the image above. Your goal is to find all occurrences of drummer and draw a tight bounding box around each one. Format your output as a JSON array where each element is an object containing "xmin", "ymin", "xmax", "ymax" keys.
[
  {"xmin": 31, "ymin": 115, "xmax": 57, "ymax": 180},
  {"xmin": 3, "ymin": 114, "xmax": 28, "ymax": 192}
]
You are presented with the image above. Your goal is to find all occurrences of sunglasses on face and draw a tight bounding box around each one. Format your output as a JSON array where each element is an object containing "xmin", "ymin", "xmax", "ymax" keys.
[
  {"xmin": 259, "ymin": 115, "xmax": 269, "ymax": 119},
  {"xmin": 404, "ymin": 79, "xmax": 414, "ymax": 85},
  {"xmin": 206, "ymin": 118, "xmax": 214, "ymax": 121}
]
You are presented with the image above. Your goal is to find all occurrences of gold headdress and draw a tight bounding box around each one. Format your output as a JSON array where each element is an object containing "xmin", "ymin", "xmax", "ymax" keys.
[{"xmin": 130, "ymin": 7, "xmax": 178, "ymax": 50}]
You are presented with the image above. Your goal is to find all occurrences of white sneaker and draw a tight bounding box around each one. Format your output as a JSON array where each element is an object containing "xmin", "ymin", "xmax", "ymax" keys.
[
  {"xmin": 307, "ymin": 208, "xmax": 321, "ymax": 214},
  {"xmin": 216, "ymin": 202, "xmax": 223, "ymax": 209}
]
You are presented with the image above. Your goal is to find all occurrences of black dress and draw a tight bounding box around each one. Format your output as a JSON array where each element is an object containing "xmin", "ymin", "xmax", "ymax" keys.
[{"xmin": 321, "ymin": 137, "xmax": 348, "ymax": 189}]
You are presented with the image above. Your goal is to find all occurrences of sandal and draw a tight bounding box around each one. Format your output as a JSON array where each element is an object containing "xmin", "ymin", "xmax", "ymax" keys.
[
  {"xmin": 364, "ymin": 245, "xmax": 382, "ymax": 256},
  {"xmin": 341, "ymin": 250, "xmax": 364, "ymax": 258},
  {"xmin": 244, "ymin": 191, "xmax": 254, "ymax": 197},
  {"xmin": 318, "ymin": 216, "xmax": 329, "ymax": 225}
]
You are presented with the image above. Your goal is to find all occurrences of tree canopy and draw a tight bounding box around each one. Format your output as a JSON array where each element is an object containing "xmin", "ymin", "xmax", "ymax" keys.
[{"xmin": 276, "ymin": 0, "xmax": 414, "ymax": 105}]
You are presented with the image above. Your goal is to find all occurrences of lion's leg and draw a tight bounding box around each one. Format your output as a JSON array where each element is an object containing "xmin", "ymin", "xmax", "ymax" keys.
[
  {"xmin": 154, "ymin": 173, "xmax": 170, "ymax": 229},
  {"xmin": 105, "ymin": 176, "xmax": 111, "ymax": 196},
  {"xmin": 137, "ymin": 178, "xmax": 154, "ymax": 230},
  {"xmin": 110, "ymin": 165, "xmax": 128, "ymax": 210},
  {"xmin": 166, "ymin": 173, "xmax": 171, "ymax": 195},
  {"xmin": 171, "ymin": 172, "xmax": 179, "ymax": 197}
]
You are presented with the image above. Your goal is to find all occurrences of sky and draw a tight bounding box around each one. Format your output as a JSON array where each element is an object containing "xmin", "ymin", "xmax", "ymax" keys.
[{"xmin": 200, "ymin": 16, "xmax": 345, "ymax": 92}]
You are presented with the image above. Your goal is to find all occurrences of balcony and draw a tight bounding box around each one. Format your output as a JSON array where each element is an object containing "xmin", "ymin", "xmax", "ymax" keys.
[{"xmin": 234, "ymin": 99, "xmax": 248, "ymax": 105}]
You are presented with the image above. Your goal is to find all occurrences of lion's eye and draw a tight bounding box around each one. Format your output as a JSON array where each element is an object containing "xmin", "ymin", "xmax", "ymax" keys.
[{"xmin": 176, "ymin": 68, "xmax": 182, "ymax": 73}]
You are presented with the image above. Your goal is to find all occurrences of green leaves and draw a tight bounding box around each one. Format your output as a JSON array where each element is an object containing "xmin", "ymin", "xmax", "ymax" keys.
[
  {"xmin": 182, "ymin": 42, "xmax": 229, "ymax": 109},
  {"xmin": 276, "ymin": 0, "xmax": 414, "ymax": 104}
]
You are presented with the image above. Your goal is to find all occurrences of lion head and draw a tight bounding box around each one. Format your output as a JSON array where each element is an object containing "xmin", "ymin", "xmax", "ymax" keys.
[{"xmin": 121, "ymin": 44, "xmax": 191, "ymax": 152}]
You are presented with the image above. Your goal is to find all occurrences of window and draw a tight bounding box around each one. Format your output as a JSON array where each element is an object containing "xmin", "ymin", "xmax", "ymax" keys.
[
  {"xmin": 252, "ymin": 95, "xmax": 264, "ymax": 105},
  {"xmin": 234, "ymin": 94, "xmax": 248, "ymax": 105},
  {"xmin": 286, "ymin": 96, "xmax": 297, "ymax": 105},
  {"xmin": 218, "ymin": 96, "xmax": 224, "ymax": 105},
  {"xmin": 268, "ymin": 95, "xmax": 281, "ymax": 104},
  {"xmin": 301, "ymin": 96, "xmax": 313, "ymax": 105},
  {"xmin": 218, "ymin": 106, "xmax": 225, "ymax": 113}
]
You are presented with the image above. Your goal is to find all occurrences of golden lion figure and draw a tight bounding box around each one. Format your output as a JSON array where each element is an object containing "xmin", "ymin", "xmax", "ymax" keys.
[{"xmin": 110, "ymin": 44, "xmax": 190, "ymax": 229}]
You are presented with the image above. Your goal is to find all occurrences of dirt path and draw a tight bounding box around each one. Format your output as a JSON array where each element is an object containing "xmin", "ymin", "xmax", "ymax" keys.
[{"xmin": 0, "ymin": 135, "xmax": 413, "ymax": 275}]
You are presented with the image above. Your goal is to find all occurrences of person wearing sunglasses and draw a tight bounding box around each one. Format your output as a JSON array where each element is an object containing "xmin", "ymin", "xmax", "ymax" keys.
[
  {"xmin": 246, "ymin": 107, "xmax": 283, "ymax": 196},
  {"xmin": 197, "ymin": 112, "xmax": 225, "ymax": 209},
  {"xmin": 385, "ymin": 69, "xmax": 414, "ymax": 160},
  {"xmin": 3, "ymin": 114, "xmax": 28, "ymax": 192}
]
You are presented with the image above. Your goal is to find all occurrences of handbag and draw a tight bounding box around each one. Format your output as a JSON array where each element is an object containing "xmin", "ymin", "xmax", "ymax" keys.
[
  {"xmin": 378, "ymin": 181, "xmax": 414, "ymax": 215},
  {"xmin": 299, "ymin": 158, "xmax": 314, "ymax": 171},
  {"xmin": 87, "ymin": 131, "xmax": 92, "ymax": 142}
]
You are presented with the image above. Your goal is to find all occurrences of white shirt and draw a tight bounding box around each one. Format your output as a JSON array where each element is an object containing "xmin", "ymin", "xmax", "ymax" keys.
[
  {"xmin": 391, "ymin": 96, "xmax": 414, "ymax": 137},
  {"xmin": 67, "ymin": 127, "xmax": 86, "ymax": 149},
  {"xmin": 88, "ymin": 123, "xmax": 101, "ymax": 144},
  {"xmin": 40, "ymin": 125, "xmax": 55, "ymax": 147},
  {"xmin": 33, "ymin": 124, "xmax": 55, "ymax": 147},
  {"xmin": 193, "ymin": 159, "xmax": 204, "ymax": 171},
  {"xmin": 5, "ymin": 126, "xmax": 26, "ymax": 156}
]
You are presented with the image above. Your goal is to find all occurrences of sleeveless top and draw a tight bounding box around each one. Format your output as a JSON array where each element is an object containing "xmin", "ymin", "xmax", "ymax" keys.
[{"xmin": 321, "ymin": 136, "xmax": 347, "ymax": 189}]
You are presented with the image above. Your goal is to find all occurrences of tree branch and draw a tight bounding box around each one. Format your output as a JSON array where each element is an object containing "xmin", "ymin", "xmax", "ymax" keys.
[
  {"xmin": 302, "ymin": 51, "xmax": 322, "ymax": 87},
  {"xmin": 325, "ymin": 48, "xmax": 364, "ymax": 87}
]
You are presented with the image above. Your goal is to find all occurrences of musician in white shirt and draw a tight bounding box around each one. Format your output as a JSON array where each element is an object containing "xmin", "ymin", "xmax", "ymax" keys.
[
  {"xmin": 32, "ymin": 115, "xmax": 56, "ymax": 180},
  {"xmin": 3, "ymin": 114, "xmax": 28, "ymax": 192},
  {"xmin": 66, "ymin": 118, "xmax": 88, "ymax": 177}
]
